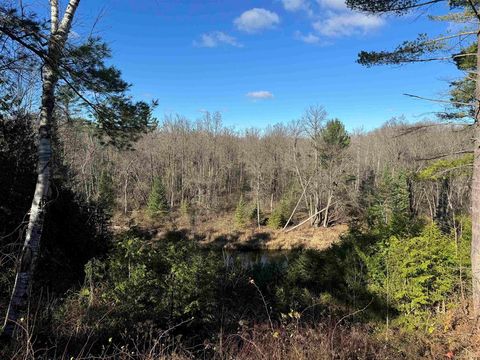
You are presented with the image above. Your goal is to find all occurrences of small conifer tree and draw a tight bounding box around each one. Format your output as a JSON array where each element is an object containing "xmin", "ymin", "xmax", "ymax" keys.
[
  {"xmin": 267, "ymin": 207, "xmax": 286, "ymax": 229},
  {"xmin": 98, "ymin": 170, "xmax": 115, "ymax": 214},
  {"xmin": 147, "ymin": 177, "xmax": 169, "ymax": 218},
  {"xmin": 268, "ymin": 195, "xmax": 292, "ymax": 229},
  {"xmin": 180, "ymin": 199, "xmax": 190, "ymax": 218},
  {"xmin": 234, "ymin": 195, "xmax": 248, "ymax": 228}
]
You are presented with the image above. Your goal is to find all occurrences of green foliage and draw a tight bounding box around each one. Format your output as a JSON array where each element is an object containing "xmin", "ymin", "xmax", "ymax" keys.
[
  {"xmin": 98, "ymin": 170, "xmax": 116, "ymax": 214},
  {"xmin": 268, "ymin": 206, "xmax": 287, "ymax": 229},
  {"xmin": 235, "ymin": 195, "xmax": 249, "ymax": 228},
  {"xmin": 366, "ymin": 170, "xmax": 416, "ymax": 236},
  {"xmin": 39, "ymin": 210, "xmax": 473, "ymax": 357},
  {"xmin": 180, "ymin": 199, "xmax": 190, "ymax": 218},
  {"xmin": 455, "ymin": 215, "xmax": 473, "ymax": 278},
  {"xmin": 346, "ymin": 0, "xmax": 474, "ymax": 122},
  {"xmin": 346, "ymin": 0, "xmax": 467, "ymax": 15},
  {"xmin": 321, "ymin": 119, "xmax": 350, "ymax": 149},
  {"xmin": 319, "ymin": 118, "xmax": 350, "ymax": 165},
  {"xmin": 346, "ymin": 0, "xmax": 428, "ymax": 14},
  {"xmin": 418, "ymin": 154, "xmax": 473, "ymax": 181},
  {"xmin": 365, "ymin": 223, "xmax": 470, "ymax": 318},
  {"xmin": 441, "ymin": 33, "xmax": 476, "ymax": 120},
  {"xmin": 249, "ymin": 205, "xmax": 266, "ymax": 225},
  {"xmin": 268, "ymin": 194, "xmax": 294, "ymax": 229},
  {"xmin": 356, "ymin": 34, "xmax": 443, "ymax": 67},
  {"xmin": 95, "ymin": 95, "xmax": 157, "ymax": 150},
  {"xmin": 453, "ymin": 43, "xmax": 476, "ymax": 71},
  {"xmin": 66, "ymin": 37, "xmax": 129, "ymax": 94},
  {"xmin": 1, "ymin": 6, "xmax": 157, "ymax": 149},
  {"xmin": 147, "ymin": 178, "xmax": 169, "ymax": 218},
  {"xmin": 446, "ymin": 76, "xmax": 476, "ymax": 119},
  {"xmin": 58, "ymin": 230, "xmax": 266, "ymax": 340}
]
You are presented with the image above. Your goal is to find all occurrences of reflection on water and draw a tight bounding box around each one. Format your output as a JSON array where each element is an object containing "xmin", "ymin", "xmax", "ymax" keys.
[{"xmin": 222, "ymin": 250, "xmax": 291, "ymax": 268}]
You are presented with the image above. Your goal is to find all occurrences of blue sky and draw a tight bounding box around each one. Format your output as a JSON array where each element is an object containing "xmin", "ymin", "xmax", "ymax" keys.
[{"xmin": 68, "ymin": 0, "xmax": 464, "ymax": 131}]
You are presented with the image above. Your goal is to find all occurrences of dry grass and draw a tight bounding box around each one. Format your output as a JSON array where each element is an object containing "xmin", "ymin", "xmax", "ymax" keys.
[
  {"xmin": 113, "ymin": 211, "xmax": 347, "ymax": 251},
  {"xmin": 194, "ymin": 219, "xmax": 348, "ymax": 251}
]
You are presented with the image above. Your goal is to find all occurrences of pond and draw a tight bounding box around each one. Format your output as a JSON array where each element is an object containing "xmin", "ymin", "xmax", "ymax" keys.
[{"xmin": 221, "ymin": 250, "xmax": 292, "ymax": 268}]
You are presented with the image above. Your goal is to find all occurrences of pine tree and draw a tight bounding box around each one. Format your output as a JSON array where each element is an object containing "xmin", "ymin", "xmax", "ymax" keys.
[
  {"xmin": 180, "ymin": 199, "xmax": 190, "ymax": 219},
  {"xmin": 147, "ymin": 178, "xmax": 169, "ymax": 218},
  {"xmin": 98, "ymin": 170, "xmax": 115, "ymax": 214},
  {"xmin": 267, "ymin": 195, "xmax": 292, "ymax": 229},
  {"xmin": 267, "ymin": 206, "xmax": 287, "ymax": 229},
  {"xmin": 234, "ymin": 195, "xmax": 248, "ymax": 228},
  {"xmin": 320, "ymin": 118, "xmax": 350, "ymax": 165}
]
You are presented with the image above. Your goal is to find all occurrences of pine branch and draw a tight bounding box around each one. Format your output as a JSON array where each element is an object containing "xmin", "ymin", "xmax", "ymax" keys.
[{"xmin": 347, "ymin": 0, "xmax": 444, "ymax": 14}]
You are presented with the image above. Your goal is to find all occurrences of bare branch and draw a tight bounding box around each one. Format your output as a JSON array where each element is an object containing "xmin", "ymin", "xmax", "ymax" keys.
[
  {"xmin": 404, "ymin": 93, "xmax": 473, "ymax": 106},
  {"xmin": 423, "ymin": 31, "xmax": 477, "ymax": 45},
  {"xmin": 415, "ymin": 150, "xmax": 473, "ymax": 161}
]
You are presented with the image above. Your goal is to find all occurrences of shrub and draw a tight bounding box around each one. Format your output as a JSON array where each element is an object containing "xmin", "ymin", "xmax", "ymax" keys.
[{"xmin": 365, "ymin": 223, "xmax": 470, "ymax": 317}]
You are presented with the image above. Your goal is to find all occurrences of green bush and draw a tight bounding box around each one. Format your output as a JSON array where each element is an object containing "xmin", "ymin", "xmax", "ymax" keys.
[{"xmin": 362, "ymin": 222, "xmax": 471, "ymax": 319}]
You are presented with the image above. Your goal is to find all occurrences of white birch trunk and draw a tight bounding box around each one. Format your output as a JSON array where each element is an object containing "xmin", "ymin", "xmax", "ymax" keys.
[{"xmin": 3, "ymin": 0, "xmax": 80, "ymax": 337}]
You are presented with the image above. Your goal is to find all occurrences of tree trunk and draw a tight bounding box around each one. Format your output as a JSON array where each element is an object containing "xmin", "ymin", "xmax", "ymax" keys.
[
  {"xmin": 435, "ymin": 177, "xmax": 450, "ymax": 233},
  {"xmin": 2, "ymin": 0, "xmax": 80, "ymax": 337},
  {"xmin": 285, "ymin": 203, "xmax": 334, "ymax": 233},
  {"xmin": 407, "ymin": 175, "xmax": 416, "ymax": 219},
  {"xmin": 473, "ymin": 123, "xmax": 480, "ymax": 316},
  {"xmin": 124, "ymin": 175, "xmax": 129, "ymax": 215},
  {"xmin": 256, "ymin": 197, "xmax": 261, "ymax": 228},
  {"xmin": 472, "ymin": 31, "xmax": 480, "ymax": 317},
  {"xmin": 283, "ymin": 176, "xmax": 310, "ymax": 231},
  {"xmin": 323, "ymin": 193, "xmax": 332, "ymax": 228},
  {"xmin": 3, "ymin": 63, "xmax": 55, "ymax": 338}
]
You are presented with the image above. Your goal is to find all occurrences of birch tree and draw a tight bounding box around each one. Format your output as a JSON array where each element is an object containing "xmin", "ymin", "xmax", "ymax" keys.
[{"xmin": 0, "ymin": 0, "xmax": 155, "ymax": 337}]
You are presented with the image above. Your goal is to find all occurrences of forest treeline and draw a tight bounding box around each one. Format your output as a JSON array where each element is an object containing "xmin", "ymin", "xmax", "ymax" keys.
[{"xmin": 61, "ymin": 110, "xmax": 472, "ymax": 230}]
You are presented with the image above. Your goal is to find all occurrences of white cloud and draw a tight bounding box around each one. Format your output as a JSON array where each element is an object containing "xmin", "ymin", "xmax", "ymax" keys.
[
  {"xmin": 294, "ymin": 31, "xmax": 321, "ymax": 44},
  {"xmin": 313, "ymin": 12, "xmax": 385, "ymax": 37},
  {"xmin": 194, "ymin": 31, "xmax": 242, "ymax": 48},
  {"xmin": 282, "ymin": 0, "xmax": 308, "ymax": 11},
  {"xmin": 317, "ymin": 0, "xmax": 347, "ymax": 10},
  {"xmin": 246, "ymin": 91, "xmax": 274, "ymax": 100},
  {"xmin": 234, "ymin": 8, "xmax": 280, "ymax": 33},
  {"xmin": 282, "ymin": 0, "xmax": 314, "ymax": 16}
]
